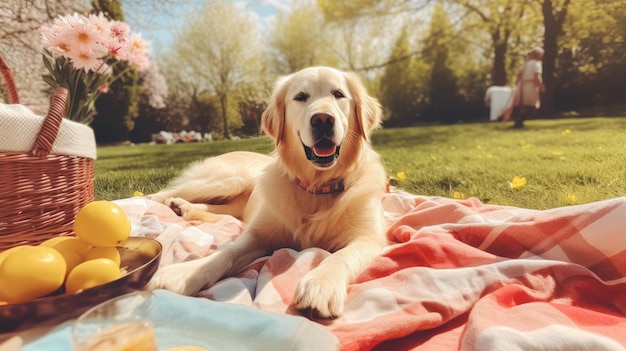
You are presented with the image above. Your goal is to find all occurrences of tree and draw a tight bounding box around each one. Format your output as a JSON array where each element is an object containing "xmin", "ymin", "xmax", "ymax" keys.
[
  {"xmin": 268, "ymin": 0, "xmax": 393, "ymax": 75},
  {"xmin": 318, "ymin": 0, "xmax": 431, "ymax": 21},
  {"xmin": 170, "ymin": 0, "xmax": 260, "ymax": 139},
  {"xmin": 129, "ymin": 61, "xmax": 168, "ymax": 143},
  {"xmin": 325, "ymin": 17, "xmax": 397, "ymax": 72},
  {"xmin": 421, "ymin": 4, "xmax": 466, "ymax": 123},
  {"xmin": 539, "ymin": 0, "xmax": 571, "ymax": 115},
  {"xmin": 0, "ymin": 0, "xmax": 89, "ymax": 109},
  {"xmin": 317, "ymin": 0, "xmax": 430, "ymax": 72},
  {"xmin": 268, "ymin": 0, "xmax": 326, "ymax": 74},
  {"xmin": 235, "ymin": 80, "xmax": 272, "ymax": 136},
  {"xmin": 553, "ymin": 0, "xmax": 626, "ymax": 111},
  {"xmin": 189, "ymin": 89, "xmax": 218, "ymax": 138},
  {"xmin": 90, "ymin": 0, "xmax": 142, "ymax": 143},
  {"xmin": 153, "ymin": 60, "xmax": 193, "ymax": 134},
  {"xmin": 455, "ymin": 0, "xmax": 539, "ymax": 86},
  {"xmin": 152, "ymin": 54, "xmax": 213, "ymax": 138},
  {"xmin": 379, "ymin": 28, "xmax": 428, "ymax": 125}
]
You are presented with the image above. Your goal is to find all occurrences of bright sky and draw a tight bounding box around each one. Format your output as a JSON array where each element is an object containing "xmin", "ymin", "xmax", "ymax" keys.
[{"xmin": 122, "ymin": 0, "xmax": 291, "ymax": 54}]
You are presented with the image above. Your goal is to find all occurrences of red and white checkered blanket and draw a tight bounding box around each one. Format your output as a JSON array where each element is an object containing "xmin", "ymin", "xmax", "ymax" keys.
[{"xmin": 116, "ymin": 189, "xmax": 626, "ymax": 351}]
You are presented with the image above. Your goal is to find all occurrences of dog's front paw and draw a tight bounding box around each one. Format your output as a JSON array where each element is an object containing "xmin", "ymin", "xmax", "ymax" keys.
[
  {"xmin": 146, "ymin": 192, "xmax": 166, "ymax": 204},
  {"xmin": 293, "ymin": 271, "xmax": 346, "ymax": 319},
  {"xmin": 165, "ymin": 197, "xmax": 192, "ymax": 217},
  {"xmin": 145, "ymin": 261, "xmax": 207, "ymax": 296}
]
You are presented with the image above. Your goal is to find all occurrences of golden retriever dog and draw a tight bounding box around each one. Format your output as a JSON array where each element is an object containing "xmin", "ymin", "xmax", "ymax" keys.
[{"xmin": 147, "ymin": 66, "xmax": 388, "ymax": 318}]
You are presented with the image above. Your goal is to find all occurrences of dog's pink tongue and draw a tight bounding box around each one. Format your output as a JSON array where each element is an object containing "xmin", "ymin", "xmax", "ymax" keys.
[{"xmin": 314, "ymin": 145, "xmax": 336, "ymax": 157}]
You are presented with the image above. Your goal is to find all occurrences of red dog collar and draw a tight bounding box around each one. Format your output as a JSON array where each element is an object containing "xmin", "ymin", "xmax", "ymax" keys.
[{"xmin": 296, "ymin": 178, "xmax": 345, "ymax": 194}]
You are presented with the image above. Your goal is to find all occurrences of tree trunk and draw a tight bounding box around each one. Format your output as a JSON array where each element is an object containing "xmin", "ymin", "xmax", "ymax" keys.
[
  {"xmin": 220, "ymin": 94, "xmax": 229, "ymax": 139},
  {"xmin": 492, "ymin": 38, "xmax": 508, "ymax": 86},
  {"xmin": 541, "ymin": 0, "xmax": 571, "ymax": 116}
]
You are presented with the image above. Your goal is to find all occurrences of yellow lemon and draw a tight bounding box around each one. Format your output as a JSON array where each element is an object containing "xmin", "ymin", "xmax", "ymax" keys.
[
  {"xmin": 59, "ymin": 251, "xmax": 84, "ymax": 279},
  {"xmin": 83, "ymin": 246, "xmax": 121, "ymax": 266},
  {"xmin": 0, "ymin": 245, "xmax": 27, "ymax": 267},
  {"xmin": 74, "ymin": 201, "xmax": 131, "ymax": 247},
  {"xmin": 51, "ymin": 236, "xmax": 92, "ymax": 257},
  {"xmin": 39, "ymin": 236, "xmax": 77, "ymax": 248},
  {"xmin": 0, "ymin": 246, "xmax": 27, "ymax": 301},
  {"xmin": 0, "ymin": 246, "xmax": 66, "ymax": 303},
  {"xmin": 65, "ymin": 258, "xmax": 121, "ymax": 294},
  {"xmin": 46, "ymin": 237, "xmax": 91, "ymax": 279}
]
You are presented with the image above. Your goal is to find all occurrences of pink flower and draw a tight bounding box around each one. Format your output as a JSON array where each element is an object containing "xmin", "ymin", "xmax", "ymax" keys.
[
  {"xmin": 129, "ymin": 54, "xmax": 150, "ymax": 70},
  {"xmin": 53, "ymin": 13, "xmax": 82, "ymax": 28},
  {"xmin": 88, "ymin": 13, "xmax": 110, "ymax": 35},
  {"xmin": 66, "ymin": 48, "xmax": 102, "ymax": 72},
  {"xmin": 128, "ymin": 33, "xmax": 148, "ymax": 53},
  {"xmin": 65, "ymin": 21, "xmax": 108, "ymax": 57},
  {"xmin": 109, "ymin": 21, "xmax": 130, "ymax": 41},
  {"xmin": 103, "ymin": 36, "xmax": 123, "ymax": 58},
  {"xmin": 40, "ymin": 26, "xmax": 72, "ymax": 54},
  {"xmin": 98, "ymin": 84, "xmax": 110, "ymax": 93},
  {"xmin": 125, "ymin": 33, "xmax": 150, "ymax": 69},
  {"xmin": 40, "ymin": 12, "xmax": 150, "ymax": 71}
]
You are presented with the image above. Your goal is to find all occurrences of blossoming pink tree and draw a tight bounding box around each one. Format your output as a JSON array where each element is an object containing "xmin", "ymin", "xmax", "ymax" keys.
[{"xmin": 40, "ymin": 13, "xmax": 150, "ymax": 124}]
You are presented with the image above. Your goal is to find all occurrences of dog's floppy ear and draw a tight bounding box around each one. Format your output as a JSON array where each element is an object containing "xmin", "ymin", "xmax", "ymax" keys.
[
  {"xmin": 344, "ymin": 72, "xmax": 382, "ymax": 142},
  {"xmin": 261, "ymin": 75, "xmax": 291, "ymax": 145}
]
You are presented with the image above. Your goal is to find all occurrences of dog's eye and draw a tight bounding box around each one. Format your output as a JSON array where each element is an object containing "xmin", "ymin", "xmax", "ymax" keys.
[
  {"xmin": 332, "ymin": 90, "xmax": 345, "ymax": 99},
  {"xmin": 294, "ymin": 92, "xmax": 309, "ymax": 102}
]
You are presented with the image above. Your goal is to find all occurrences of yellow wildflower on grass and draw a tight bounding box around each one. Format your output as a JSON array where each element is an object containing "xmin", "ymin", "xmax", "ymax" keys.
[
  {"xmin": 430, "ymin": 155, "xmax": 437, "ymax": 161},
  {"xmin": 453, "ymin": 191, "xmax": 465, "ymax": 199},
  {"xmin": 567, "ymin": 193, "xmax": 577, "ymax": 205},
  {"xmin": 509, "ymin": 176, "xmax": 527, "ymax": 189},
  {"xmin": 561, "ymin": 129, "xmax": 572, "ymax": 136},
  {"xmin": 395, "ymin": 171, "xmax": 406, "ymax": 182},
  {"xmin": 133, "ymin": 191, "xmax": 144, "ymax": 197},
  {"xmin": 551, "ymin": 150, "xmax": 563, "ymax": 157}
]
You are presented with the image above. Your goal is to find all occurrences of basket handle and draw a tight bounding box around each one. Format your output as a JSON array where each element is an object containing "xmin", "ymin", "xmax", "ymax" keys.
[
  {"xmin": 32, "ymin": 87, "xmax": 69, "ymax": 157},
  {"xmin": 0, "ymin": 54, "xmax": 20, "ymax": 104}
]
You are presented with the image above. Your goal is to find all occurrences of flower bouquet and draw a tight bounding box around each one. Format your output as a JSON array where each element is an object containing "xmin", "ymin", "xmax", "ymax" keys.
[{"xmin": 40, "ymin": 13, "xmax": 150, "ymax": 124}]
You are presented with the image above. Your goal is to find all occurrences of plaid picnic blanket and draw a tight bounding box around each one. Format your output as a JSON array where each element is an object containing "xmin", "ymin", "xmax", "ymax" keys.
[{"xmin": 117, "ymin": 189, "xmax": 626, "ymax": 351}]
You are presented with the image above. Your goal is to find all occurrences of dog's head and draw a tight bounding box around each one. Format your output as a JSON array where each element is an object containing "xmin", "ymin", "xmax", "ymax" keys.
[{"xmin": 262, "ymin": 67, "xmax": 381, "ymax": 173}]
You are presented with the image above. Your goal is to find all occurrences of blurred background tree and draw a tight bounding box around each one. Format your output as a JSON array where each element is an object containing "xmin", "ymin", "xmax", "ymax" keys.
[
  {"xmin": 0, "ymin": 0, "xmax": 89, "ymax": 109},
  {"xmin": 268, "ymin": 0, "xmax": 327, "ymax": 74},
  {"xmin": 1, "ymin": 0, "xmax": 624, "ymax": 142},
  {"xmin": 130, "ymin": 62, "xmax": 168, "ymax": 143},
  {"xmin": 167, "ymin": 0, "xmax": 261, "ymax": 139},
  {"xmin": 379, "ymin": 28, "xmax": 428, "ymax": 126},
  {"xmin": 90, "ymin": 0, "xmax": 141, "ymax": 144}
]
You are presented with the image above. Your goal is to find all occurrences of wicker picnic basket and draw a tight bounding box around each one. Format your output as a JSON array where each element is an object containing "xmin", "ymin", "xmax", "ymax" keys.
[{"xmin": 0, "ymin": 55, "xmax": 96, "ymax": 251}]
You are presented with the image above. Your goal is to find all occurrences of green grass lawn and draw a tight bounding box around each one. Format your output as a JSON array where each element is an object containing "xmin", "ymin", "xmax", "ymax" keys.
[{"xmin": 95, "ymin": 117, "xmax": 626, "ymax": 209}]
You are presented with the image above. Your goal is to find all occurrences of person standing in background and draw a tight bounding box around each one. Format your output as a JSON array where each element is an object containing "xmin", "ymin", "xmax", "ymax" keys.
[{"xmin": 510, "ymin": 48, "xmax": 545, "ymax": 129}]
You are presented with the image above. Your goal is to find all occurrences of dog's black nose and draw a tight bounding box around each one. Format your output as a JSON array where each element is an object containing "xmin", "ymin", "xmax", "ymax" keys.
[{"xmin": 311, "ymin": 114, "xmax": 335, "ymax": 137}]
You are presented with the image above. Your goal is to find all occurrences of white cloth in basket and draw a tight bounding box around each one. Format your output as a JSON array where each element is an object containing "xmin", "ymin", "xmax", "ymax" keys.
[{"xmin": 0, "ymin": 104, "xmax": 96, "ymax": 159}]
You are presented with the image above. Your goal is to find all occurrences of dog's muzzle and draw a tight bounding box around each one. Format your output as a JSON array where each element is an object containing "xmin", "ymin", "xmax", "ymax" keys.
[
  {"xmin": 302, "ymin": 139, "xmax": 341, "ymax": 168},
  {"xmin": 301, "ymin": 113, "xmax": 340, "ymax": 168}
]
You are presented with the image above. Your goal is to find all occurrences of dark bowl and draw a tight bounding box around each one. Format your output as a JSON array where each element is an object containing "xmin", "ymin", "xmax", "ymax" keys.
[{"xmin": 0, "ymin": 237, "xmax": 162, "ymax": 333}]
